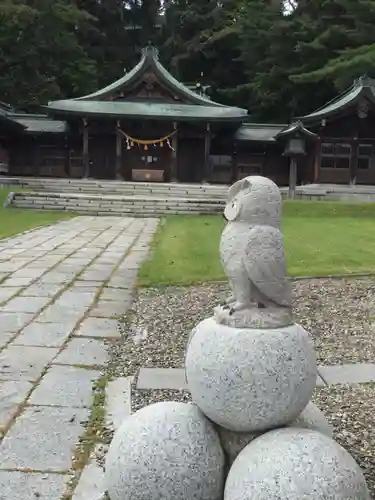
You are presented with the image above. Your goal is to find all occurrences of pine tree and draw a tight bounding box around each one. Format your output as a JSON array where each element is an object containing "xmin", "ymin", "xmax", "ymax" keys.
[
  {"xmin": 235, "ymin": 0, "xmax": 337, "ymax": 120},
  {"xmin": 161, "ymin": 0, "xmax": 219, "ymax": 83},
  {"xmin": 291, "ymin": 0, "xmax": 375, "ymax": 89},
  {"xmin": 76, "ymin": 0, "xmax": 140, "ymax": 87},
  {"xmin": 0, "ymin": 0, "xmax": 97, "ymax": 110}
]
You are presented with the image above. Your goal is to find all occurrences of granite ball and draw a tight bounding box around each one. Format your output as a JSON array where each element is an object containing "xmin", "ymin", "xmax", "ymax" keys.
[
  {"xmin": 105, "ymin": 401, "xmax": 225, "ymax": 500},
  {"xmin": 185, "ymin": 318, "xmax": 316, "ymax": 432},
  {"xmin": 216, "ymin": 402, "xmax": 332, "ymax": 466},
  {"xmin": 225, "ymin": 428, "xmax": 370, "ymax": 500}
]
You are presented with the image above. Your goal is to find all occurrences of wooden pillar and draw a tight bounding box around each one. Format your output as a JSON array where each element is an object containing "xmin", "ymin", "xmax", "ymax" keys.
[
  {"xmin": 115, "ymin": 121, "xmax": 123, "ymax": 180},
  {"xmin": 313, "ymin": 137, "xmax": 321, "ymax": 183},
  {"xmin": 64, "ymin": 136, "xmax": 70, "ymax": 177},
  {"xmin": 231, "ymin": 141, "xmax": 238, "ymax": 183},
  {"xmin": 33, "ymin": 139, "xmax": 40, "ymax": 177},
  {"xmin": 289, "ymin": 157, "xmax": 297, "ymax": 199},
  {"xmin": 170, "ymin": 122, "xmax": 178, "ymax": 182},
  {"xmin": 350, "ymin": 138, "xmax": 358, "ymax": 185},
  {"xmin": 82, "ymin": 118, "xmax": 89, "ymax": 178},
  {"xmin": 203, "ymin": 123, "xmax": 211, "ymax": 182}
]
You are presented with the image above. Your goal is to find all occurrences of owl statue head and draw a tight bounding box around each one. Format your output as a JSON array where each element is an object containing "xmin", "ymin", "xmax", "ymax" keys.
[{"xmin": 224, "ymin": 175, "xmax": 282, "ymax": 226}]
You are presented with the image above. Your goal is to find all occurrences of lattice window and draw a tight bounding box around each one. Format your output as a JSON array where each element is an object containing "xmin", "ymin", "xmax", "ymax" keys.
[
  {"xmin": 357, "ymin": 144, "xmax": 373, "ymax": 170},
  {"xmin": 320, "ymin": 143, "xmax": 351, "ymax": 169}
]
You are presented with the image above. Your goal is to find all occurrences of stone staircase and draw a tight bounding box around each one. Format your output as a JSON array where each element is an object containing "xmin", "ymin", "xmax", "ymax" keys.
[
  {"xmin": 10, "ymin": 191, "xmax": 226, "ymax": 216},
  {"xmin": 3, "ymin": 176, "xmax": 372, "ymax": 216},
  {"xmin": 0, "ymin": 177, "xmax": 229, "ymax": 199},
  {"xmin": 0, "ymin": 177, "xmax": 230, "ymax": 216}
]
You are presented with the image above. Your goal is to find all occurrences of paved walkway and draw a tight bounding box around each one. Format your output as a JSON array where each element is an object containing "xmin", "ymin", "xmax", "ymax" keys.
[{"xmin": 0, "ymin": 216, "xmax": 158, "ymax": 500}]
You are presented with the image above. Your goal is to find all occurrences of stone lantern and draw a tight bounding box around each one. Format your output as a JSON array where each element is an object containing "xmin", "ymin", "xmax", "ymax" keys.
[{"xmin": 276, "ymin": 121, "xmax": 317, "ymax": 199}]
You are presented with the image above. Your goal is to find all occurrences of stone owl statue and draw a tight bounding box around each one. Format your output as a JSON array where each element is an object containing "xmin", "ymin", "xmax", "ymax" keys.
[{"xmin": 215, "ymin": 175, "xmax": 293, "ymax": 328}]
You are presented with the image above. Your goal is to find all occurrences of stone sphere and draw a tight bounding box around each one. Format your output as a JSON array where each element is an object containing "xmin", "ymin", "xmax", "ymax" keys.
[
  {"xmin": 105, "ymin": 401, "xmax": 225, "ymax": 500},
  {"xmin": 225, "ymin": 428, "xmax": 370, "ymax": 500},
  {"xmin": 216, "ymin": 401, "xmax": 332, "ymax": 466},
  {"xmin": 185, "ymin": 318, "xmax": 316, "ymax": 432}
]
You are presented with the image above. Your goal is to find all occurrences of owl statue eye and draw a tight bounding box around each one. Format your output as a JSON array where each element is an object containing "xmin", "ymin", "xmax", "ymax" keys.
[{"xmin": 224, "ymin": 198, "xmax": 240, "ymax": 221}]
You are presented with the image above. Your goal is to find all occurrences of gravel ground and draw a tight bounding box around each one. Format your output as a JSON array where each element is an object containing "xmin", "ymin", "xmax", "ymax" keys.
[
  {"xmin": 313, "ymin": 384, "xmax": 375, "ymax": 497},
  {"xmin": 103, "ymin": 277, "xmax": 375, "ymax": 497},
  {"xmin": 109, "ymin": 277, "xmax": 375, "ymax": 374}
]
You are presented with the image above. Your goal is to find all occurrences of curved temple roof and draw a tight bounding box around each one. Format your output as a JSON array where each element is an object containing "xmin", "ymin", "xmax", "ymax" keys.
[
  {"xmin": 275, "ymin": 120, "xmax": 317, "ymax": 140},
  {"xmin": 234, "ymin": 123, "xmax": 286, "ymax": 142},
  {"xmin": 0, "ymin": 108, "xmax": 25, "ymax": 133},
  {"xmin": 47, "ymin": 100, "xmax": 247, "ymax": 122},
  {"xmin": 46, "ymin": 45, "xmax": 248, "ymax": 122},
  {"xmin": 301, "ymin": 76, "xmax": 375, "ymax": 123}
]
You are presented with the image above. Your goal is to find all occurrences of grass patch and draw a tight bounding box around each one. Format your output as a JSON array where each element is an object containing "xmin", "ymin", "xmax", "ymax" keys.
[
  {"xmin": 0, "ymin": 186, "xmax": 74, "ymax": 240},
  {"xmin": 63, "ymin": 376, "xmax": 107, "ymax": 499},
  {"xmin": 139, "ymin": 200, "xmax": 375, "ymax": 286}
]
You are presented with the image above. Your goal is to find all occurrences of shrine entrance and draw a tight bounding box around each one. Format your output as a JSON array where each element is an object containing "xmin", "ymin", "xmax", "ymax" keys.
[{"xmin": 117, "ymin": 127, "xmax": 176, "ymax": 182}]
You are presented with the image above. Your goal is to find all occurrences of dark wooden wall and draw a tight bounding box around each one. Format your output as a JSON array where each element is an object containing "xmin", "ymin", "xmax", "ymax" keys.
[
  {"xmin": 178, "ymin": 137, "xmax": 205, "ymax": 182},
  {"xmin": 3, "ymin": 118, "xmax": 319, "ymax": 186},
  {"xmin": 309, "ymin": 108, "xmax": 375, "ymax": 184},
  {"xmin": 235, "ymin": 142, "xmax": 291, "ymax": 186},
  {"xmin": 9, "ymin": 135, "xmax": 69, "ymax": 177}
]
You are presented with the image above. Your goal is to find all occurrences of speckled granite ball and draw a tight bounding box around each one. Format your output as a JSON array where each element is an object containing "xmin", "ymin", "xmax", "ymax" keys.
[
  {"xmin": 185, "ymin": 318, "xmax": 316, "ymax": 432},
  {"xmin": 216, "ymin": 402, "xmax": 333, "ymax": 466},
  {"xmin": 105, "ymin": 401, "xmax": 225, "ymax": 500},
  {"xmin": 225, "ymin": 428, "xmax": 370, "ymax": 500}
]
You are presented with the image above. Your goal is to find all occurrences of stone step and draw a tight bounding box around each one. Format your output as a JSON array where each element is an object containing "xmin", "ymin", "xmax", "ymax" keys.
[
  {"xmin": 13, "ymin": 197, "xmax": 223, "ymax": 210},
  {"xmin": 0, "ymin": 177, "xmax": 229, "ymax": 198},
  {"xmin": 15, "ymin": 191, "xmax": 225, "ymax": 204},
  {"xmin": 23, "ymin": 185, "xmax": 227, "ymax": 196},
  {"xmin": 13, "ymin": 203, "xmax": 220, "ymax": 214},
  {"xmin": 12, "ymin": 195, "xmax": 223, "ymax": 215},
  {"xmin": 13, "ymin": 205, "xmax": 216, "ymax": 217},
  {"xmin": 25, "ymin": 188, "xmax": 227, "ymax": 199},
  {"xmin": 10, "ymin": 189, "xmax": 326, "ymax": 217}
]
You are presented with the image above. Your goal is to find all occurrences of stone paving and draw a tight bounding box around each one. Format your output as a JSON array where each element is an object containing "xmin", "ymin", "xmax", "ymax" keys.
[
  {"xmin": 0, "ymin": 216, "xmax": 158, "ymax": 500},
  {"xmin": 1, "ymin": 215, "xmax": 375, "ymax": 499}
]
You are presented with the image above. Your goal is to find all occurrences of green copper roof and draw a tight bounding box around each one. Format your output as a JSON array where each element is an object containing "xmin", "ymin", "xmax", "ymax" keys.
[
  {"xmin": 10, "ymin": 114, "xmax": 69, "ymax": 134},
  {"xmin": 47, "ymin": 45, "xmax": 248, "ymax": 121},
  {"xmin": 75, "ymin": 45, "xmax": 225, "ymax": 107},
  {"xmin": 46, "ymin": 100, "xmax": 247, "ymax": 122},
  {"xmin": 0, "ymin": 107, "xmax": 68, "ymax": 134},
  {"xmin": 234, "ymin": 123, "xmax": 286, "ymax": 142},
  {"xmin": 0, "ymin": 109, "xmax": 25, "ymax": 133},
  {"xmin": 275, "ymin": 121, "xmax": 317, "ymax": 140},
  {"xmin": 301, "ymin": 76, "xmax": 375, "ymax": 122}
]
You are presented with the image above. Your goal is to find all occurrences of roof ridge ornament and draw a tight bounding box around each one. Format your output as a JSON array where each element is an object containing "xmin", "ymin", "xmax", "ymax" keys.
[
  {"xmin": 275, "ymin": 120, "xmax": 317, "ymax": 140},
  {"xmin": 354, "ymin": 75, "xmax": 375, "ymax": 88},
  {"xmin": 142, "ymin": 43, "xmax": 160, "ymax": 61}
]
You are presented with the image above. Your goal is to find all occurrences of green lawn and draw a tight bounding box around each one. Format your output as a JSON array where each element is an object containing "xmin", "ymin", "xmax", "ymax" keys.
[
  {"xmin": 139, "ymin": 201, "xmax": 375, "ymax": 286},
  {"xmin": 0, "ymin": 187, "xmax": 74, "ymax": 240}
]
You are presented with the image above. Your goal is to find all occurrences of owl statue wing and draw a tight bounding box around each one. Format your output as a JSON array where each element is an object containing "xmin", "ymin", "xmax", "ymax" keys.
[{"xmin": 243, "ymin": 225, "xmax": 292, "ymax": 307}]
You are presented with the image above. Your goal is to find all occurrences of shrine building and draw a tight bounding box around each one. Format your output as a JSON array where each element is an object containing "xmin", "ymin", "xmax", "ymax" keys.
[{"xmin": 1, "ymin": 46, "xmax": 375, "ymax": 186}]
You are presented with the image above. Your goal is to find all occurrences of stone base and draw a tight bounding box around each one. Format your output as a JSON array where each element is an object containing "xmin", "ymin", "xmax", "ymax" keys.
[
  {"xmin": 214, "ymin": 304, "xmax": 293, "ymax": 329},
  {"xmin": 225, "ymin": 428, "xmax": 370, "ymax": 499},
  {"xmin": 105, "ymin": 402, "xmax": 225, "ymax": 500},
  {"xmin": 186, "ymin": 318, "xmax": 317, "ymax": 432},
  {"xmin": 216, "ymin": 401, "xmax": 333, "ymax": 466}
]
